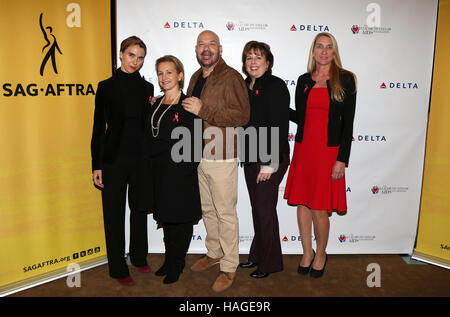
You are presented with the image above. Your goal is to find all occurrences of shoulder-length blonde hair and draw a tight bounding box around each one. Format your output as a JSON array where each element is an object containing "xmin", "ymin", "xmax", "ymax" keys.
[
  {"xmin": 155, "ymin": 55, "xmax": 185, "ymax": 89},
  {"xmin": 307, "ymin": 32, "xmax": 356, "ymax": 102}
]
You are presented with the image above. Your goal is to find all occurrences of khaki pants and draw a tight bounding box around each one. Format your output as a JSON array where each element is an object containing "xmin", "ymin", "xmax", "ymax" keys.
[{"xmin": 197, "ymin": 159, "xmax": 239, "ymax": 273}]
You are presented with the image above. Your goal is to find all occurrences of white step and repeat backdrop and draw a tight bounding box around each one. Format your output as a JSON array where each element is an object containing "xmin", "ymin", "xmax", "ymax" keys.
[{"xmin": 117, "ymin": 0, "xmax": 437, "ymax": 254}]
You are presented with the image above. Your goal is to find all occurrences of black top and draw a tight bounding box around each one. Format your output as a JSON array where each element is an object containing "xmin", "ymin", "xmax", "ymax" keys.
[
  {"xmin": 116, "ymin": 68, "xmax": 145, "ymax": 157},
  {"xmin": 240, "ymin": 71, "xmax": 290, "ymax": 168},
  {"xmin": 290, "ymin": 70, "xmax": 356, "ymax": 164},
  {"xmin": 149, "ymin": 102, "xmax": 173, "ymax": 156},
  {"xmin": 91, "ymin": 68, "xmax": 154, "ymax": 170},
  {"xmin": 191, "ymin": 75, "xmax": 207, "ymax": 98}
]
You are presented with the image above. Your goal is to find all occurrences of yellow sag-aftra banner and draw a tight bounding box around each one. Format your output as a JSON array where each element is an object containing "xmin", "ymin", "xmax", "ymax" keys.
[
  {"xmin": 0, "ymin": 0, "xmax": 111, "ymax": 294},
  {"xmin": 414, "ymin": 0, "xmax": 450, "ymax": 269}
]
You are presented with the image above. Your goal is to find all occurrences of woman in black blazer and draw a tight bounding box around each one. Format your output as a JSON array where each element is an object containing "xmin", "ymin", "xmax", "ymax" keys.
[
  {"xmin": 146, "ymin": 55, "xmax": 202, "ymax": 284},
  {"xmin": 238, "ymin": 41, "xmax": 290, "ymax": 278},
  {"xmin": 91, "ymin": 36, "xmax": 154, "ymax": 286},
  {"xmin": 284, "ymin": 32, "xmax": 356, "ymax": 278}
]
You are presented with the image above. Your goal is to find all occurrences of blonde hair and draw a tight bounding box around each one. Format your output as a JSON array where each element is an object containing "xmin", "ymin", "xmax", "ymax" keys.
[
  {"xmin": 307, "ymin": 32, "xmax": 356, "ymax": 102},
  {"xmin": 155, "ymin": 55, "xmax": 185, "ymax": 89}
]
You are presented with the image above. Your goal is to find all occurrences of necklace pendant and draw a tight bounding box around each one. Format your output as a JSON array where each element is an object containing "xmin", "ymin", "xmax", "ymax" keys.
[
  {"xmin": 149, "ymin": 90, "xmax": 181, "ymax": 139},
  {"xmin": 151, "ymin": 126, "xmax": 160, "ymax": 138}
]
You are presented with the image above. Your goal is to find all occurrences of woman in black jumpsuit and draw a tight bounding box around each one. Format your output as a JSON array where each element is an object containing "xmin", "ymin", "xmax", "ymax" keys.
[{"xmin": 91, "ymin": 36, "xmax": 154, "ymax": 286}]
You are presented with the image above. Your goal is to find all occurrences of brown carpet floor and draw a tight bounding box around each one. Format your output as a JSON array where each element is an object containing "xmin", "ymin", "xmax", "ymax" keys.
[{"xmin": 9, "ymin": 254, "xmax": 450, "ymax": 297}]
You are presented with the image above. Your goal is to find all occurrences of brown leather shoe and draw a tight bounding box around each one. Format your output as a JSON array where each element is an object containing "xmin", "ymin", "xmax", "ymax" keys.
[
  {"xmin": 212, "ymin": 271, "xmax": 235, "ymax": 293},
  {"xmin": 190, "ymin": 255, "xmax": 222, "ymax": 272}
]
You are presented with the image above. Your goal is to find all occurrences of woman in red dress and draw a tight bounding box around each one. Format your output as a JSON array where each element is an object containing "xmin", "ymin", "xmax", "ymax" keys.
[{"xmin": 284, "ymin": 32, "xmax": 357, "ymax": 278}]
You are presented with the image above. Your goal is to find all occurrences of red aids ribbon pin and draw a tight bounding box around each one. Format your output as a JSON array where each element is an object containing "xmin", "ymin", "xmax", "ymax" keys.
[
  {"xmin": 304, "ymin": 85, "xmax": 308, "ymax": 94},
  {"xmin": 149, "ymin": 96, "xmax": 152, "ymax": 103},
  {"xmin": 255, "ymin": 89, "xmax": 259, "ymax": 96},
  {"xmin": 173, "ymin": 112, "xmax": 179, "ymax": 122}
]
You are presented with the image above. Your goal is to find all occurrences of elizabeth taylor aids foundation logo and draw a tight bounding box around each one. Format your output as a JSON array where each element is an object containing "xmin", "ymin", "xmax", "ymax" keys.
[{"xmin": 39, "ymin": 13, "xmax": 62, "ymax": 76}]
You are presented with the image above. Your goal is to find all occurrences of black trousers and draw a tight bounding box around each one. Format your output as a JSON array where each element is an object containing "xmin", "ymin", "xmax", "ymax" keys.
[
  {"xmin": 162, "ymin": 222, "xmax": 193, "ymax": 271},
  {"xmin": 101, "ymin": 156, "xmax": 148, "ymax": 278},
  {"xmin": 243, "ymin": 154, "xmax": 289, "ymax": 273}
]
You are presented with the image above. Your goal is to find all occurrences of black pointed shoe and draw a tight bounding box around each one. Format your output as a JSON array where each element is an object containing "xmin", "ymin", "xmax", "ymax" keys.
[
  {"xmin": 250, "ymin": 269, "xmax": 270, "ymax": 278},
  {"xmin": 297, "ymin": 250, "xmax": 315, "ymax": 275},
  {"xmin": 239, "ymin": 261, "xmax": 258, "ymax": 269},
  {"xmin": 310, "ymin": 254, "xmax": 328, "ymax": 278}
]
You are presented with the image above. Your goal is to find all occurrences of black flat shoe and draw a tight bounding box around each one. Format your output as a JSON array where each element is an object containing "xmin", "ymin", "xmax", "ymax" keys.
[
  {"xmin": 163, "ymin": 270, "xmax": 182, "ymax": 284},
  {"xmin": 239, "ymin": 261, "xmax": 258, "ymax": 269},
  {"xmin": 163, "ymin": 265, "xmax": 184, "ymax": 284},
  {"xmin": 155, "ymin": 263, "xmax": 168, "ymax": 276},
  {"xmin": 310, "ymin": 254, "xmax": 328, "ymax": 278},
  {"xmin": 297, "ymin": 250, "xmax": 315, "ymax": 275},
  {"xmin": 250, "ymin": 270, "xmax": 269, "ymax": 278}
]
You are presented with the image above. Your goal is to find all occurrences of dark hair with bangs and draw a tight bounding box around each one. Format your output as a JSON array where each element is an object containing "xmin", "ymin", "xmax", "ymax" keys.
[{"xmin": 241, "ymin": 41, "xmax": 274, "ymax": 77}]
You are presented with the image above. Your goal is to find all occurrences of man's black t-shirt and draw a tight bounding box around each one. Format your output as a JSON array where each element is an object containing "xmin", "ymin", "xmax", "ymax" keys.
[{"xmin": 191, "ymin": 74, "xmax": 207, "ymax": 98}]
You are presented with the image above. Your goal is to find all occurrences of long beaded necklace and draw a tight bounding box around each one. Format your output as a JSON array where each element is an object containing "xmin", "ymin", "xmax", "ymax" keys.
[{"xmin": 150, "ymin": 90, "xmax": 182, "ymax": 138}]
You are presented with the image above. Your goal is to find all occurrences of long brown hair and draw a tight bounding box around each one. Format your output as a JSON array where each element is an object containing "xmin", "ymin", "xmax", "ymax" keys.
[{"xmin": 307, "ymin": 32, "xmax": 356, "ymax": 102}]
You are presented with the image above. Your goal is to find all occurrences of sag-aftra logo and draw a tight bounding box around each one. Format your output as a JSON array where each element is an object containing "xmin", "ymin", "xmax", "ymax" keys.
[{"xmin": 2, "ymin": 6, "xmax": 95, "ymax": 97}]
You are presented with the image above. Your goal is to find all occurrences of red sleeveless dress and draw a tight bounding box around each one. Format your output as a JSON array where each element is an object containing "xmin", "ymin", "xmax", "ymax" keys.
[{"xmin": 284, "ymin": 88, "xmax": 347, "ymax": 212}]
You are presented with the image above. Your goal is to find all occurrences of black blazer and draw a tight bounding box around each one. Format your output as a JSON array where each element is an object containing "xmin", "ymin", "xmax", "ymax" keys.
[
  {"xmin": 90, "ymin": 69, "xmax": 154, "ymax": 171},
  {"xmin": 290, "ymin": 70, "xmax": 356, "ymax": 164},
  {"xmin": 145, "ymin": 93, "xmax": 202, "ymax": 224},
  {"xmin": 241, "ymin": 71, "xmax": 290, "ymax": 168}
]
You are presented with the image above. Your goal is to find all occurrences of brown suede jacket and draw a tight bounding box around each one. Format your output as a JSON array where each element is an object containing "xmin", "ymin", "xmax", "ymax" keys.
[{"xmin": 187, "ymin": 57, "xmax": 250, "ymax": 159}]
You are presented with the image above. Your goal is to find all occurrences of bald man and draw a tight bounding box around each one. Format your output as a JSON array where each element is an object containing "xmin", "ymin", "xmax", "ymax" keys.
[{"xmin": 182, "ymin": 30, "xmax": 250, "ymax": 292}]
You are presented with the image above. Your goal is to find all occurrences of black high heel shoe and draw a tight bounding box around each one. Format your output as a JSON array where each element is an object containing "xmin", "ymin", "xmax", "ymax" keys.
[
  {"xmin": 310, "ymin": 253, "xmax": 328, "ymax": 278},
  {"xmin": 297, "ymin": 250, "xmax": 315, "ymax": 275}
]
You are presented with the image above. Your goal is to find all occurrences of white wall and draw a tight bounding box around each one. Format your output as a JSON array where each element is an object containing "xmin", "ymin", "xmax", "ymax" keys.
[{"xmin": 118, "ymin": 0, "xmax": 438, "ymax": 254}]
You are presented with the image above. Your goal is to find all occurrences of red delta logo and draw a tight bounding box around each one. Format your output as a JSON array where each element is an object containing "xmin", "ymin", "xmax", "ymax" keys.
[
  {"xmin": 351, "ymin": 25, "xmax": 360, "ymax": 34},
  {"xmin": 290, "ymin": 24, "xmax": 329, "ymax": 32},
  {"xmin": 380, "ymin": 82, "xmax": 419, "ymax": 89},
  {"xmin": 288, "ymin": 133, "xmax": 295, "ymax": 141},
  {"xmin": 338, "ymin": 235, "xmax": 346, "ymax": 243},
  {"xmin": 164, "ymin": 21, "xmax": 204, "ymax": 29},
  {"xmin": 282, "ymin": 235, "xmax": 303, "ymax": 241},
  {"xmin": 371, "ymin": 186, "xmax": 379, "ymax": 194}
]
